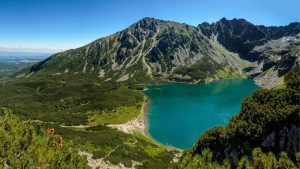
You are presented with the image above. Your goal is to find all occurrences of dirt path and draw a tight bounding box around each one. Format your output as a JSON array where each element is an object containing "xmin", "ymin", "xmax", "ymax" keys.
[
  {"xmin": 100, "ymin": 145, "xmax": 120, "ymax": 163},
  {"xmin": 60, "ymin": 125, "xmax": 89, "ymax": 128},
  {"xmin": 22, "ymin": 119, "xmax": 54, "ymax": 124},
  {"xmin": 107, "ymin": 97, "xmax": 147, "ymax": 136},
  {"xmin": 22, "ymin": 119, "xmax": 90, "ymax": 129},
  {"xmin": 78, "ymin": 147, "xmax": 141, "ymax": 169},
  {"xmin": 78, "ymin": 144, "xmax": 121, "ymax": 169}
]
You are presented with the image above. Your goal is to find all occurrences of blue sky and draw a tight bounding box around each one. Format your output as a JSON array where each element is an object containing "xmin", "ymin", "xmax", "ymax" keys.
[{"xmin": 0, "ymin": 0, "xmax": 299, "ymax": 51}]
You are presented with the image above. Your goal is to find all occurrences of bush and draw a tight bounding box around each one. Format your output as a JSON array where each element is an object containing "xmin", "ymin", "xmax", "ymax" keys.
[{"xmin": 0, "ymin": 108, "xmax": 89, "ymax": 168}]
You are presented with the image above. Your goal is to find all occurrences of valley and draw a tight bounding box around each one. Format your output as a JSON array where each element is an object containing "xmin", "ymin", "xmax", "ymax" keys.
[
  {"xmin": 0, "ymin": 17, "xmax": 299, "ymax": 168},
  {"xmin": 0, "ymin": 55, "xmax": 46, "ymax": 82}
]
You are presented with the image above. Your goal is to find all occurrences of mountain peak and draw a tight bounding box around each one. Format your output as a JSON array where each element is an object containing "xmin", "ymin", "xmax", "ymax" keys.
[
  {"xmin": 131, "ymin": 17, "xmax": 160, "ymax": 28},
  {"xmin": 219, "ymin": 17, "xmax": 228, "ymax": 22},
  {"xmin": 26, "ymin": 17, "xmax": 248, "ymax": 84},
  {"xmin": 217, "ymin": 17, "xmax": 250, "ymax": 25},
  {"xmin": 140, "ymin": 17, "xmax": 159, "ymax": 22},
  {"xmin": 198, "ymin": 17, "xmax": 300, "ymax": 61},
  {"xmin": 27, "ymin": 17, "xmax": 299, "ymax": 85}
]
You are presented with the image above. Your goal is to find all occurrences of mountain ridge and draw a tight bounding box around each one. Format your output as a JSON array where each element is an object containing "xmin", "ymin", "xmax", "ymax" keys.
[
  {"xmin": 18, "ymin": 17, "xmax": 300, "ymax": 88},
  {"xmin": 26, "ymin": 17, "xmax": 248, "ymax": 84},
  {"xmin": 198, "ymin": 17, "xmax": 300, "ymax": 61},
  {"xmin": 2, "ymin": 17, "xmax": 300, "ymax": 168}
]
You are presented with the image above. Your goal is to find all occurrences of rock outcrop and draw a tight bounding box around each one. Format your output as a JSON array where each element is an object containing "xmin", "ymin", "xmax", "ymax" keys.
[{"xmin": 262, "ymin": 125, "xmax": 300, "ymax": 156}]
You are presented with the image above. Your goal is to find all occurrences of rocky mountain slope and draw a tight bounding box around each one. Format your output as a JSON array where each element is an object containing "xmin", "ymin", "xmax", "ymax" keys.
[
  {"xmin": 26, "ymin": 18, "xmax": 248, "ymax": 84},
  {"xmin": 250, "ymin": 34, "xmax": 300, "ymax": 88},
  {"xmin": 198, "ymin": 18, "xmax": 300, "ymax": 61},
  {"xmin": 22, "ymin": 17, "xmax": 299, "ymax": 88},
  {"xmin": 198, "ymin": 18, "xmax": 300, "ymax": 88}
]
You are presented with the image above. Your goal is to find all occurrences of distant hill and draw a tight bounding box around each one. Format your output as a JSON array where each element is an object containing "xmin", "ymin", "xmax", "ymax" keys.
[
  {"xmin": 0, "ymin": 47, "xmax": 61, "ymax": 57},
  {"xmin": 0, "ymin": 51, "xmax": 53, "ymax": 57},
  {"xmin": 0, "ymin": 54, "xmax": 48, "ymax": 81}
]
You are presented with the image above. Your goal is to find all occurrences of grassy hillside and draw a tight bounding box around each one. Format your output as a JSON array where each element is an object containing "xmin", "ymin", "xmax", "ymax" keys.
[
  {"xmin": 0, "ymin": 73, "xmax": 177, "ymax": 168},
  {"xmin": 0, "ymin": 73, "xmax": 144, "ymax": 125}
]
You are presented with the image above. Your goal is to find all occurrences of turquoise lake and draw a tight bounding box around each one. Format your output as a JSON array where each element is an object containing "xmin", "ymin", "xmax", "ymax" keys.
[{"xmin": 144, "ymin": 78, "xmax": 260, "ymax": 149}]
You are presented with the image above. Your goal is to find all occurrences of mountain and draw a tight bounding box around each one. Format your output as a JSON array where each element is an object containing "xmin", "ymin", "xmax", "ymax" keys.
[
  {"xmin": 2, "ymin": 17, "xmax": 300, "ymax": 168},
  {"xmin": 198, "ymin": 17, "xmax": 300, "ymax": 61},
  {"xmin": 20, "ymin": 17, "xmax": 299, "ymax": 88},
  {"xmin": 27, "ymin": 18, "xmax": 247, "ymax": 84},
  {"xmin": 250, "ymin": 34, "xmax": 300, "ymax": 88},
  {"xmin": 198, "ymin": 18, "xmax": 300, "ymax": 88}
]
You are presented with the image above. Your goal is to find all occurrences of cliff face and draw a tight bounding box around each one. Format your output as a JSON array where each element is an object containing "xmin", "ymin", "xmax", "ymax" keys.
[
  {"xmin": 223, "ymin": 124, "xmax": 300, "ymax": 165},
  {"xmin": 262, "ymin": 124, "xmax": 300, "ymax": 156}
]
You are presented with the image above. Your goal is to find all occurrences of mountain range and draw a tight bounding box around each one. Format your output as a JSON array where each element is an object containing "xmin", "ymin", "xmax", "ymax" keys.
[
  {"xmin": 23, "ymin": 17, "xmax": 299, "ymax": 88},
  {"xmin": 2, "ymin": 17, "xmax": 300, "ymax": 168}
]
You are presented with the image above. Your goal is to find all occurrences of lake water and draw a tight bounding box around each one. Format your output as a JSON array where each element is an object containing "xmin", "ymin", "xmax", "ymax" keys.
[{"xmin": 144, "ymin": 78, "xmax": 260, "ymax": 149}]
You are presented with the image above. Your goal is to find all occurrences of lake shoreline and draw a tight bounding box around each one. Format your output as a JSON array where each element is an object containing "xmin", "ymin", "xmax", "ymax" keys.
[
  {"xmin": 142, "ymin": 94, "xmax": 184, "ymax": 151},
  {"xmin": 142, "ymin": 97, "xmax": 150, "ymax": 137},
  {"xmin": 143, "ymin": 78, "xmax": 260, "ymax": 149}
]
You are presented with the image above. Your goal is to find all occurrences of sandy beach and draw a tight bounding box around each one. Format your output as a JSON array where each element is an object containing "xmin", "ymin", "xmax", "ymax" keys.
[{"xmin": 108, "ymin": 96, "xmax": 183, "ymax": 152}]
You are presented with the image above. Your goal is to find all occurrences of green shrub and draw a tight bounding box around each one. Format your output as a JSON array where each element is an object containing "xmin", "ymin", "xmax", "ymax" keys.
[{"xmin": 0, "ymin": 108, "xmax": 89, "ymax": 168}]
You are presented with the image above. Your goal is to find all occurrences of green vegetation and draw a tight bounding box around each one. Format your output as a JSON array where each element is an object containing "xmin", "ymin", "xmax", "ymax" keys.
[
  {"xmin": 87, "ymin": 102, "xmax": 143, "ymax": 125},
  {"xmin": 0, "ymin": 73, "xmax": 144, "ymax": 125},
  {"xmin": 179, "ymin": 148, "xmax": 300, "ymax": 169},
  {"xmin": 0, "ymin": 72, "xmax": 176, "ymax": 168},
  {"xmin": 0, "ymin": 63, "xmax": 20, "ymax": 80},
  {"xmin": 179, "ymin": 149, "xmax": 230, "ymax": 169},
  {"xmin": 37, "ymin": 123, "xmax": 176, "ymax": 168},
  {"xmin": 216, "ymin": 70, "xmax": 230, "ymax": 79},
  {"xmin": 179, "ymin": 65, "xmax": 300, "ymax": 168},
  {"xmin": 0, "ymin": 108, "xmax": 89, "ymax": 168},
  {"xmin": 284, "ymin": 64, "xmax": 300, "ymax": 91},
  {"xmin": 0, "ymin": 63, "xmax": 18, "ymax": 72},
  {"xmin": 173, "ymin": 57, "xmax": 222, "ymax": 82},
  {"xmin": 273, "ymin": 83, "xmax": 286, "ymax": 90},
  {"xmin": 0, "ymin": 17, "xmax": 299, "ymax": 168},
  {"xmin": 172, "ymin": 56, "xmax": 245, "ymax": 83},
  {"xmin": 216, "ymin": 70, "xmax": 242, "ymax": 79},
  {"xmin": 0, "ymin": 61, "xmax": 38, "ymax": 81}
]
